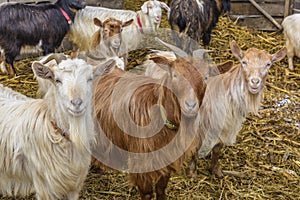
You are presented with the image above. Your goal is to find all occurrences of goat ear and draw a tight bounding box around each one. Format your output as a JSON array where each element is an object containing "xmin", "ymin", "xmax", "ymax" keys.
[
  {"xmin": 141, "ymin": 2, "xmax": 149, "ymax": 14},
  {"xmin": 216, "ymin": 60, "xmax": 234, "ymax": 74},
  {"xmin": 122, "ymin": 19, "xmax": 134, "ymax": 27},
  {"xmin": 93, "ymin": 18, "xmax": 102, "ymax": 27},
  {"xmin": 149, "ymin": 55, "xmax": 172, "ymax": 72},
  {"xmin": 32, "ymin": 61, "xmax": 54, "ymax": 81},
  {"xmin": 230, "ymin": 40, "xmax": 243, "ymax": 60},
  {"xmin": 271, "ymin": 47, "xmax": 287, "ymax": 63},
  {"xmin": 93, "ymin": 59, "xmax": 116, "ymax": 77}
]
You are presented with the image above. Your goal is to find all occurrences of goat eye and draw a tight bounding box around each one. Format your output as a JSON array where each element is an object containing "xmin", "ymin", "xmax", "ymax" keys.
[
  {"xmin": 241, "ymin": 60, "xmax": 247, "ymax": 65},
  {"xmin": 266, "ymin": 62, "xmax": 272, "ymax": 68},
  {"xmin": 55, "ymin": 79, "xmax": 62, "ymax": 84},
  {"xmin": 87, "ymin": 77, "xmax": 93, "ymax": 82}
]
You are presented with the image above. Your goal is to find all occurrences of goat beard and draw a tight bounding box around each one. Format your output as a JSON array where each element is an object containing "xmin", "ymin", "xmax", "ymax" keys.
[{"xmin": 68, "ymin": 114, "xmax": 94, "ymax": 153}]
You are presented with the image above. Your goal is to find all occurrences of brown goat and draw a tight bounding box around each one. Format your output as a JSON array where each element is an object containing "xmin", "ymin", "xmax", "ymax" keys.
[
  {"xmin": 196, "ymin": 40, "xmax": 287, "ymax": 177},
  {"xmin": 88, "ymin": 17, "xmax": 133, "ymax": 68},
  {"xmin": 92, "ymin": 56, "xmax": 206, "ymax": 200}
]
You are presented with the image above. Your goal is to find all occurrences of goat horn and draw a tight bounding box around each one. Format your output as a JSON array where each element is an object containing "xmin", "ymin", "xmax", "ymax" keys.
[
  {"xmin": 192, "ymin": 49, "xmax": 214, "ymax": 60},
  {"xmin": 154, "ymin": 37, "xmax": 188, "ymax": 58},
  {"xmin": 41, "ymin": 53, "xmax": 67, "ymax": 65}
]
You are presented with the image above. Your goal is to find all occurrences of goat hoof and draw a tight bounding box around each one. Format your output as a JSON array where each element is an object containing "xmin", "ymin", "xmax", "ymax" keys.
[
  {"xmin": 212, "ymin": 168, "xmax": 223, "ymax": 178},
  {"xmin": 186, "ymin": 169, "xmax": 198, "ymax": 179}
]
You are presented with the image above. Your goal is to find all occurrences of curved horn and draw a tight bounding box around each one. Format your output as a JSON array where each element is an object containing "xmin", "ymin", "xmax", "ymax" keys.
[
  {"xmin": 192, "ymin": 49, "xmax": 214, "ymax": 60},
  {"xmin": 154, "ymin": 37, "xmax": 188, "ymax": 58},
  {"xmin": 40, "ymin": 53, "xmax": 68, "ymax": 65}
]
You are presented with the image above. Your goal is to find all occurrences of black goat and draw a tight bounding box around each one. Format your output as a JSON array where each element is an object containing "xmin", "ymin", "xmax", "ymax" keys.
[
  {"xmin": 0, "ymin": 0, "xmax": 86, "ymax": 77},
  {"xmin": 169, "ymin": 0, "xmax": 230, "ymax": 54}
]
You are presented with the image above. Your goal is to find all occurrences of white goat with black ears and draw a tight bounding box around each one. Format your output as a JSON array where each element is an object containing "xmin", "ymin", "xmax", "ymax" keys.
[
  {"xmin": 68, "ymin": 0, "xmax": 170, "ymax": 51},
  {"xmin": 0, "ymin": 54, "xmax": 115, "ymax": 199}
]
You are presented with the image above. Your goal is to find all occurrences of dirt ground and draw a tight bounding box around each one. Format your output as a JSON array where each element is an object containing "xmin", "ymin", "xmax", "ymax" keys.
[{"xmin": 0, "ymin": 0, "xmax": 299, "ymax": 199}]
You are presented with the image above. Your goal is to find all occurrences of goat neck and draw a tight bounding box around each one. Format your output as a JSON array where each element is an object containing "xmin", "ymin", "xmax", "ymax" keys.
[{"xmin": 136, "ymin": 10, "xmax": 158, "ymax": 34}]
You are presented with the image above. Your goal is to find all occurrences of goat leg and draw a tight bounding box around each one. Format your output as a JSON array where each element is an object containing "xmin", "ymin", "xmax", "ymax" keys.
[
  {"xmin": 155, "ymin": 173, "xmax": 170, "ymax": 200},
  {"xmin": 186, "ymin": 154, "xmax": 198, "ymax": 178},
  {"xmin": 6, "ymin": 62, "xmax": 16, "ymax": 78},
  {"xmin": 134, "ymin": 175, "xmax": 153, "ymax": 200},
  {"xmin": 210, "ymin": 142, "xmax": 223, "ymax": 178}
]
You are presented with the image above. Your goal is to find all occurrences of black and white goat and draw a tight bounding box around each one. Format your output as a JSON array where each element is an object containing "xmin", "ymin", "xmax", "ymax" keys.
[
  {"xmin": 169, "ymin": 0, "xmax": 230, "ymax": 54},
  {"xmin": 0, "ymin": 0, "xmax": 86, "ymax": 77}
]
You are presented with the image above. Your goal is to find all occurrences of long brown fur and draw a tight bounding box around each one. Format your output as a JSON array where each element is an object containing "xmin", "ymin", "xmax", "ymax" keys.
[{"xmin": 92, "ymin": 58, "xmax": 206, "ymax": 199}]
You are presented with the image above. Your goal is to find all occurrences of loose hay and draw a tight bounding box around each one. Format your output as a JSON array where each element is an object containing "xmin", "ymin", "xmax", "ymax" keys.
[{"xmin": 0, "ymin": 1, "xmax": 299, "ymax": 199}]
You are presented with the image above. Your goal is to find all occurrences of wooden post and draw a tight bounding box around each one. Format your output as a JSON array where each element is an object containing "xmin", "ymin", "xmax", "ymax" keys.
[
  {"xmin": 249, "ymin": 0, "xmax": 283, "ymax": 30},
  {"xmin": 284, "ymin": 0, "xmax": 292, "ymax": 17}
]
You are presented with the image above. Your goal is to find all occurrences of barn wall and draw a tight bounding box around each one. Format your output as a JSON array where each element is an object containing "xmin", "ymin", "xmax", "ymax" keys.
[{"xmin": 230, "ymin": 0, "xmax": 300, "ymax": 31}]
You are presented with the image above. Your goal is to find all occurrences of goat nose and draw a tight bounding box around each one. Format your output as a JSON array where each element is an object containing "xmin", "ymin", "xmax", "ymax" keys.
[
  {"xmin": 251, "ymin": 78, "xmax": 260, "ymax": 85},
  {"xmin": 71, "ymin": 98, "xmax": 83, "ymax": 107},
  {"xmin": 185, "ymin": 101, "xmax": 197, "ymax": 110}
]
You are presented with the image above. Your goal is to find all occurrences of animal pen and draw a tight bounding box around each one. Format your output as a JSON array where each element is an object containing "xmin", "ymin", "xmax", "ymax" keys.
[{"xmin": 0, "ymin": 0, "xmax": 299, "ymax": 200}]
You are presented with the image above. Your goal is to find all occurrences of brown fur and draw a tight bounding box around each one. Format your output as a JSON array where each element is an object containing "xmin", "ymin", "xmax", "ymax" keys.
[
  {"xmin": 92, "ymin": 57, "xmax": 206, "ymax": 200},
  {"xmin": 88, "ymin": 17, "xmax": 133, "ymax": 66}
]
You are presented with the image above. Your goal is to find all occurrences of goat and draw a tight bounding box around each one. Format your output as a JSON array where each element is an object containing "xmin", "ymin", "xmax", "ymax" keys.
[
  {"xmin": 92, "ymin": 52, "xmax": 207, "ymax": 199},
  {"xmin": 87, "ymin": 17, "xmax": 134, "ymax": 69},
  {"xmin": 68, "ymin": 0, "xmax": 170, "ymax": 52},
  {"xmin": 144, "ymin": 50, "xmax": 233, "ymax": 80},
  {"xmin": 0, "ymin": 55, "xmax": 115, "ymax": 199},
  {"xmin": 196, "ymin": 40, "xmax": 286, "ymax": 177},
  {"xmin": 282, "ymin": 13, "xmax": 300, "ymax": 71},
  {"xmin": 0, "ymin": 0, "xmax": 86, "ymax": 77},
  {"xmin": 143, "ymin": 38, "xmax": 233, "ymax": 80},
  {"xmin": 169, "ymin": 0, "xmax": 231, "ymax": 54}
]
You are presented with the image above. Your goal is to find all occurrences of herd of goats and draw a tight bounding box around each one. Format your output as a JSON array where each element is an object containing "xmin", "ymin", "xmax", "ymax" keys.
[{"xmin": 0, "ymin": 0, "xmax": 298, "ymax": 199}]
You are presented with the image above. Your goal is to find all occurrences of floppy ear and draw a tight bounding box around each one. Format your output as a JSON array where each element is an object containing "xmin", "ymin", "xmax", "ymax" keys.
[
  {"xmin": 271, "ymin": 47, "xmax": 287, "ymax": 63},
  {"xmin": 230, "ymin": 40, "xmax": 243, "ymax": 60},
  {"xmin": 93, "ymin": 59, "xmax": 116, "ymax": 77},
  {"xmin": 32, "ymin": 61, "xmax": 54, "ymax": 81},
  {"xmin": 149, "ymin": 55, "xmax": 172, "ymax": 72},
  {"xmin": 93, "ymin": 18, "xmax": 103, "ymax": 27},
  {"xmin": 141, "ymin": 1, "xmax": 149, "ymax": 14},
  {"xmin": 122, "ymin": 19, "xmax": 134, "ymax": 28}
]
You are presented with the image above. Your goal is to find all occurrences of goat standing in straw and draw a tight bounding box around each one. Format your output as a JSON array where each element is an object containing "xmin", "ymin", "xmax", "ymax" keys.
[
  {"xmin": 0, "ymin": 54, "xmax": 115, "ymax": 199},
  {"xmin": 197, "ymin": 40, "xmax": 286, "ymax": 177},
  {"xmin": 92, "ymin": 52, "xmax": 206, "ymax": 199}
]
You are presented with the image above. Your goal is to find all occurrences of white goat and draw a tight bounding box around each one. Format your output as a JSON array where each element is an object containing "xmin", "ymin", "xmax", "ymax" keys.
[
  {"xmin": 68, "ymin": 0, "xmax": 170, "ymax": 51},
  {"xmin": 197, "ymin": 41, "xmax": 286, "ymax": 177},
  {"xmin": 0, "ymin": 56, "xmax": 114, "ymax": 199},
  {"xmin": 282, "ymin": 13, "xmax": 300, "ymax": 71}
]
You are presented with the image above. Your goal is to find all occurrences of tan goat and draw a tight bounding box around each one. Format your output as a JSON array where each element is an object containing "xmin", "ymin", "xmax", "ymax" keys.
[
  {"xmin": 87, "ymin": 17, "xmax": 133, "ymax": 69},
  {"xmin": 197, "ymin": 40, "xmax": 287, "ymax": 177}
]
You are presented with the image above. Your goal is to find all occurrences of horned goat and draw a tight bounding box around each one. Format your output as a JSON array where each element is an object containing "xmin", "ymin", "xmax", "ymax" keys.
[
  {"xmin": 0, "ymin": 0, "xmax": 86, "ymax": 77},
  {"xmin": 196, "ymin": 40, "xmax": 286, "ymax": 177},
  {"xmin": 68, "ymin": 0, "xmax": 170, "ymax": 51},
  {"xmin": 92, "ymin": 52, "xmax": 206, "ymax": 199},
  {"xmin": 144, "ymin": 38, "xmax": 233, "ymax": 80},
  {"xmin": 282, "ymin": 13, "xmax": 300, "ymax": 71},
  {"xmin": 169, "ymin": 0, "xmax": 231, "ymax": 53},
  {"xmin": 0, "ymin": 55, "xmax": 115, "ymax": 199}
]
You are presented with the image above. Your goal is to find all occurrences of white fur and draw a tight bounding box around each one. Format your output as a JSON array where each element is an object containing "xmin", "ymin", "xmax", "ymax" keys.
[
  {"xmin": 0, "ymin": 58, "xmax": 96, "ymax": 199},
  {"xmin": 282, "ymin": 14, "xmax": 300, "ymax": 71},
  {"xmin": 68, "ymin": 0, "xmax": 170, "ymax": 51}
]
